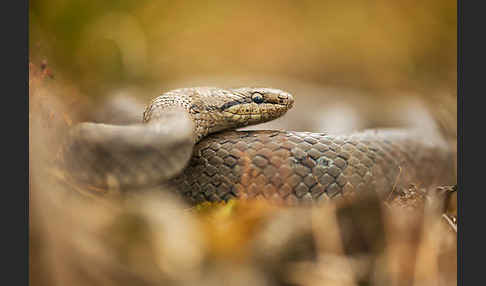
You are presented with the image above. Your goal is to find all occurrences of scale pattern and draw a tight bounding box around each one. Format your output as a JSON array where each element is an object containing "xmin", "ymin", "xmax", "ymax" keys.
[{"xmin": 171, "ymin": 129, "xmax": 454, "ymax": 204}]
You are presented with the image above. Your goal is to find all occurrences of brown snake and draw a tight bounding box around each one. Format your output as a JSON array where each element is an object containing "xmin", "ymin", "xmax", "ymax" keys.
[{"xmin": 62, "ymin": 87, "xmax": 455, "ymax": 204}]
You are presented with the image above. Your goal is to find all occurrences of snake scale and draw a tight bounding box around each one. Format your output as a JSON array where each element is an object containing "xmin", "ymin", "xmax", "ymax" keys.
[{"xmin": 62, "ymin": 87, "xmax": 455, "ymax": 204}]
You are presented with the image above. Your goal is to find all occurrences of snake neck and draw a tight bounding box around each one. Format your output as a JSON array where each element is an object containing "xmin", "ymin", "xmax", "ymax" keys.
[
  {"xmin": 142, "ymin": 96, "xmax": 235, "ymax": 143},
  {"xmin": 142, "ymin": 93, "xmax": 199, "ymax": 142}
]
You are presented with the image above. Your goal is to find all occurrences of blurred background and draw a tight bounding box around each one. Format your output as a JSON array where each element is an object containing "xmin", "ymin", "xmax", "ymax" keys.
[
  {"xmin": 30, "ymin": 0, "xmax": 456, "ymax": 96},
  {"xmin": 29, "ymin": 2, "xmax": 457, "ymax": 286}
]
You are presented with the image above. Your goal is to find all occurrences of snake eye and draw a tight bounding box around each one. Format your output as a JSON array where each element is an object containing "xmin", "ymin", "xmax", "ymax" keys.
[{"xmin": 251, "ymin": 93, "xmax": 264, "ymax": 104}]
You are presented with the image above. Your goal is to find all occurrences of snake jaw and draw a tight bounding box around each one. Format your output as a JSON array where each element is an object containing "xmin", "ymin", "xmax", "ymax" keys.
[{"xmin": 222, "ymin": 102, "xmax": 290, "ymax": 125}]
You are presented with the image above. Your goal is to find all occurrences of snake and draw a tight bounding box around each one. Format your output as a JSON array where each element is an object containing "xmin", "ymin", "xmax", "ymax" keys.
[{"xmin": 62, "ymin": 87, "xmax": 455, "ymax": 204}]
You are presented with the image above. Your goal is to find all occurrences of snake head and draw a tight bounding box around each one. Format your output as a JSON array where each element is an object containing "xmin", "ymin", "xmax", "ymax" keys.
[{"xmin": 220, "ymin": 87, "xmax": 294, "ymax": 127}]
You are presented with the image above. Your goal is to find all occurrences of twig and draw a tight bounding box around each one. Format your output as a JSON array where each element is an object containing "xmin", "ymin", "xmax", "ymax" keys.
[
  {"xmin": 442, "ymin": 214, "xmax": 457, "ymax": 233},
  {"xmin": 386, "ymin": 166, "xmax": 402, "ymax": 201}
]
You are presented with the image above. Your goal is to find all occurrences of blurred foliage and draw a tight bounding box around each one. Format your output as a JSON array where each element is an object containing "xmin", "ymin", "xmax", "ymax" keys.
[
  {"xmin": 30, "ymin": 0, "xmax": 456, "ymax": 96},
  {"xmin": 29, "ymin": 2, "xmax": 458, "ymax": 284},
  {"xmin": 29, "ymin": 19, "xmax": 458, "ymax": 282}
]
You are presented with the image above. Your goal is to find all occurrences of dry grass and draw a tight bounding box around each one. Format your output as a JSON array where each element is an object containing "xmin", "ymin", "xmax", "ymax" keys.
[{"xmin": 29, "ymin": 62, "xmax": 456, "ymax": 286}]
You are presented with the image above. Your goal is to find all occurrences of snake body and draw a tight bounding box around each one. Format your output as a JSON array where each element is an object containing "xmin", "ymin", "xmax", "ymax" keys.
[
  {"xmin": 171, "ymin": 129, "xmax": 453, "ymax": 204},
  {"xmin": 63, "ymin": 87, "xmax": 455, "ymax": 203}
]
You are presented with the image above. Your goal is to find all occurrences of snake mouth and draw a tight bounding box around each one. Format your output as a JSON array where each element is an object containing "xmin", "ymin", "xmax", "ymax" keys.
[{"xmin": 267, "ymin": 89, "xmax": 294, "ymax": 108}]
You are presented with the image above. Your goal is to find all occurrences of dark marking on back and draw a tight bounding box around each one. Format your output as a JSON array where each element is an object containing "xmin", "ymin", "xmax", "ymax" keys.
[{"xmin": 220, "ymin": 101, "xmax": 241, "ymax": 111}]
